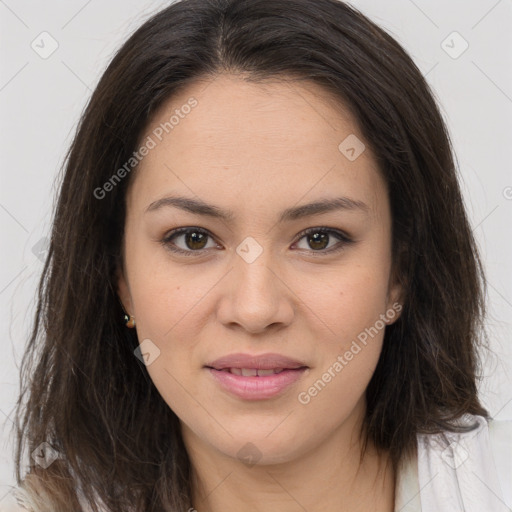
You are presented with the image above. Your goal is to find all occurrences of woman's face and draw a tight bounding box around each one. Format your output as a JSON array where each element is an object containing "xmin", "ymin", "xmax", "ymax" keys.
[{"xmin": 118, "ymin": 74, "xmax": 402, "ymax": 465}]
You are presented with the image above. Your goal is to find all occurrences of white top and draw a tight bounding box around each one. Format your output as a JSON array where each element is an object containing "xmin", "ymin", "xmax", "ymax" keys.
[
  {"xmin": 395, "ymin": 415, "xmax": 512, "ymax": 511},
  {"xmin": 3, "ymin": 415, "xmax": 511, "ymax": 512}
]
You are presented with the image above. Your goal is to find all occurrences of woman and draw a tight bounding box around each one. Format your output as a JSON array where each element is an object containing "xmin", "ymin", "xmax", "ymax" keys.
[{"xmin": 8, "ymin": 0, "xmax": 511, "ymax": 511}]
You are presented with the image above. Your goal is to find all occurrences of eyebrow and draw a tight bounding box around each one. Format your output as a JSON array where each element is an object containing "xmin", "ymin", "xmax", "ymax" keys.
[{"xmin": 145, "ymin": 195, "xmax": 369, "ymax": 222}]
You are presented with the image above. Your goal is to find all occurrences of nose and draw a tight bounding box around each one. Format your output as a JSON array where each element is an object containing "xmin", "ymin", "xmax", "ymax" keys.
[{"xmin": 216, "ymin": 245, "xmax": 295, "ymax": 335}]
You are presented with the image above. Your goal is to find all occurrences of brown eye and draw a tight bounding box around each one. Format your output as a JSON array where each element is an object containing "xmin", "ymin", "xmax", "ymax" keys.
[
  {"xmin": 162, "ymin": 227, "xmax": 217, "ymax": 255},
  {"xmin": 294, "ymin": 227, "xmax": 353, "ymax": 254}
]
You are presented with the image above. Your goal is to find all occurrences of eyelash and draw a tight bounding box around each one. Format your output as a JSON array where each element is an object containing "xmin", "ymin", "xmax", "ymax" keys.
[{"xmin": 160, "ymin": 226, "xmax": 354, "ymax": 257}]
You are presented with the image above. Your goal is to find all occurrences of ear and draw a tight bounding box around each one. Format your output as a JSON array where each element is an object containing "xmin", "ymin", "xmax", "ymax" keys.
[
  {"xmin": 385, "ymin": 279, "xmax": 404, "ymax": 325},
  {"xmin": 385, "ymin": 251, "xmax": 406, "ymax": 325},
  {"xmin": 116, "ymin": 264, "xmax": 133, "ymax": 315}
]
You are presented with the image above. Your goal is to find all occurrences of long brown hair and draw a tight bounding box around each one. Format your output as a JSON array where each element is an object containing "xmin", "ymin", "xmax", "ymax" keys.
[{"xmin": 13, "ymin": 0, "xmax": 488, "ymax": 510}]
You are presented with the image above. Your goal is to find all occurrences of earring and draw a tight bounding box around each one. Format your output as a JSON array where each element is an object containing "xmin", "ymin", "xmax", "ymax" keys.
[
  {"xmin": 118, "ymin": 296, "xmax": 136, "ymax": 328},
  {"xmin": 124, "ymin": 314, "xmax": 136, "ymax": 328}
]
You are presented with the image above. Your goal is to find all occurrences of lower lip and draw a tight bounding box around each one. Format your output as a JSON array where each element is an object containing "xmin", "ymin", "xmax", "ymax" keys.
[{"xmin": 207, "ymin": 367, "xmax": 308, "ymax": 400}]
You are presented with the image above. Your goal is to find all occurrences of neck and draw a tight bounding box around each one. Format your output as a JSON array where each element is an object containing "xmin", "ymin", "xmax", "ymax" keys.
[{"xmin": 184, "ymin": 416, "xmax": 395, "ymax": 512}]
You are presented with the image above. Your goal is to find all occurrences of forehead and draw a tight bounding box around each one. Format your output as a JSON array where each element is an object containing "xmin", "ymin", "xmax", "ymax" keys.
[
  {"xmin": 144, "ymin": 74, "xmax": 361, "ymax": 157},
  {"xmin": 127, "ymin": 74, "xmax": 385, "ymax": 217}
]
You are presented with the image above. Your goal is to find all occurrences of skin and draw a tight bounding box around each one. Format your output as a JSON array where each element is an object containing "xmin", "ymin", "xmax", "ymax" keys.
[{"xmin": 118, "ymin": 74, "xmax": 403, "ymax": 512}]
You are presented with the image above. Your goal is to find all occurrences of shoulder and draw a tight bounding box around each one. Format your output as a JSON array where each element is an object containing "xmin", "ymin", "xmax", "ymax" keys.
[
  {"xmin": 416, "ymin": 414, "xmax": 512, "ymax": 511},
  {"xmin": 488, "ymin": 416, "xmax": 512, "ymax": 508},
  {"xmin": 2, "ymin": 479, "xmax": 108, "ymax": 512},
  {"xmin": 1, "ymin": 486, "xmax": 36, "ymax": 512}
]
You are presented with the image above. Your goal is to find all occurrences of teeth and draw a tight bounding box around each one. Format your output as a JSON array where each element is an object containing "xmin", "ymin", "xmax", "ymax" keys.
[
  {"xmin": 223, "ymin": 368, "xmax": 285, "ymax": 376},
  {"xmin": 257, "ymin": 369, "xmax": 280, "ymax": 376}
]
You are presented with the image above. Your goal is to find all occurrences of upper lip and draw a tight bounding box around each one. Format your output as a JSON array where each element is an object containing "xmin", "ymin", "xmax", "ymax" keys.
[{"xmin": 205, "ymin": 352, "xmax": 308, "ymax": 370}]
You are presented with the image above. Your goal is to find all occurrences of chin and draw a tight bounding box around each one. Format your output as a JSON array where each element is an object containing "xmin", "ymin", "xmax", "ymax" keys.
[{"xmin": 209, "ymin": 429, "xmax": 307, "ymax": 467}]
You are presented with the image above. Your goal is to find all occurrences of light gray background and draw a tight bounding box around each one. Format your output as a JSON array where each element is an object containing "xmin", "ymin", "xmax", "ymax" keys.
[{"xmin": 1, "ymin": 0, "xmax": 511, "ymax": 500}]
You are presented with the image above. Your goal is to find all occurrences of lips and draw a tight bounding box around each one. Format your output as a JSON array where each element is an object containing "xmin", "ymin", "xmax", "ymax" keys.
[
  {"xmin": 205, "ymin": 352, "xmax": 308, "ymax": 372},
  {"xmin": 205, "ymin": 352, "xmax": 309, "ymax": 400}
]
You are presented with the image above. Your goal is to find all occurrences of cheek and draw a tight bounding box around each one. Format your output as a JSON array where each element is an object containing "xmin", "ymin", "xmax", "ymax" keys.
[
  {"xmin": 290, "ymin": 260, "xmax": 391, "ymax": 404},
  {"xmin": 129, "ymin": 270, "xmax": 206, "ymax": 421},
  {"xmin": 126, "ymin": 238, "xmax": 212, "ymax": 340},
  {"xmin": 297, "ymin": 288, "xmax": 386, "ymax": 404},
  {"xmin": 295, "ymin": 262, "xmax": 391, "ymax": 346}
]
